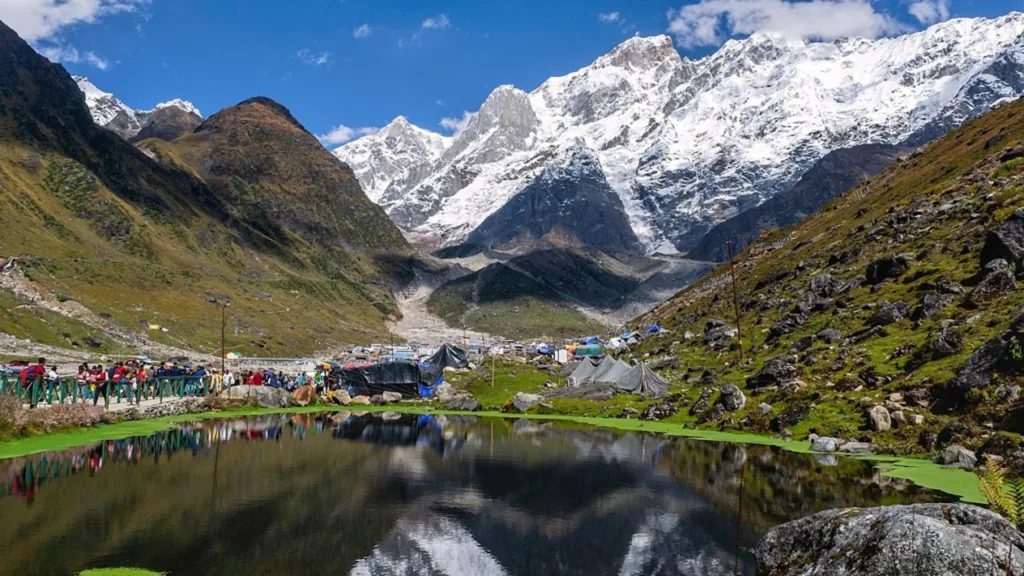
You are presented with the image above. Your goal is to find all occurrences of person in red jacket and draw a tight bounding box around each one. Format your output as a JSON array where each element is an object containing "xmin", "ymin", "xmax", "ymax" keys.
[
  {"xmin": 27, "ymin": 358, "xmax": 46, "ymax": 408},
  {"xmin": 251, "ymin": 370, "xmax": 264, "ymax": 386}
]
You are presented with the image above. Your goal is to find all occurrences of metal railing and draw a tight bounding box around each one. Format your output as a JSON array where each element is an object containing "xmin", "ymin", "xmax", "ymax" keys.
[{"xmin": 0, "ymin": 374, "xmax": 215, "ymax": 407}]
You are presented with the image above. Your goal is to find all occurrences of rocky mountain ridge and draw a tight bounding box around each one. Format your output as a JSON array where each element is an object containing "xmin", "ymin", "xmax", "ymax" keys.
[
  {"xmin": 74, "ymin": 76, "xmax": 202, "ymax": 140},
  {"xmin": 335, "ymin": 13, "xmax": 1024, "ymax": 254}
]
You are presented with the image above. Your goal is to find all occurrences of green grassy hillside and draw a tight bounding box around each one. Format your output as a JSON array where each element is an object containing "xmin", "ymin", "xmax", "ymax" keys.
[{"xmin": 631, "ymin": 97, "xmax": 1024, "ymax": 455}]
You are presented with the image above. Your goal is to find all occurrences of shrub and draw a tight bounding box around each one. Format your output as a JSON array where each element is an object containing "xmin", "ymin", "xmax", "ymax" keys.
[
  {"xmin": 978, "ymin": 459, "xmax": 1024, "ymax": 531},
  {"xmin": 23, "ymin": 403, "xmax": 104, "ymax": 433}
]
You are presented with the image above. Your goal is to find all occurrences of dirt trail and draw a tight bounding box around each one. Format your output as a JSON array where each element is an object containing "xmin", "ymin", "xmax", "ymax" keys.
[{"xmin": 392, "ymin": 285, "xmax": 490, "ymax": 346}]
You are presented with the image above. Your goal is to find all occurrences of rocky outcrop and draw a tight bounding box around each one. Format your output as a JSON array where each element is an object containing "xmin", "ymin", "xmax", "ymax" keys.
[
  {"xmin": 223, "ymin": 385, "xmax": 290, "ymax": 408},
  {"xmin": 756, "ymin": 504, "xmax": 1024, "ymax": 576}
]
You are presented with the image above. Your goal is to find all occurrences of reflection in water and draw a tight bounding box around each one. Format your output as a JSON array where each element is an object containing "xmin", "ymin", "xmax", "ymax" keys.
[{"xmin": 0, "ymin": 412, "xmax": 953, "ymax": 576}]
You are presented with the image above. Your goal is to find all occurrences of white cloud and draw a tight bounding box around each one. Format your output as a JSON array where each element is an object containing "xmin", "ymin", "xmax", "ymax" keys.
[
  {"xmin": 38, "ymin": 44, "xmax": 109, "ymax": 69},
  {"xmin": 297, "ymin": 48, "xmax": 332, "ymax": 66},
  {"xmin": 0, "ymin": 0, "xmax": 150, "ymax": 42},
  {"xmin": 318, "ymin": 124, "xmax": 379, "ymax": 147},
  {"xmin": 598, "ymin": 12, "xmax": 621, "ymax": 22},
  {"xmin": 440, "ymin": 111, "xmax": 474, "ymax": 136},
  {"xmin": 907, "ymin": 0, "xmax": 950, "ymax": 25},
  {"xmin": 667, "ymin": 0, "xmax": 910, "ymax": 48},
  {"xmin": 436, "ymin": 99, "xmax": 445, "ymax": 106},
  {"xmin": 353, "ymin": 23, "xmax": 371, "ymax": 38},
  {"xmin": 421, "ymin": 14, "xmax": 450, "ymax": 29}
]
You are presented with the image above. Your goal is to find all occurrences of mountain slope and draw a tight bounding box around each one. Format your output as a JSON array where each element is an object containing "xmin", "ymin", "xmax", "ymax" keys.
[
  {"xmin": 0, "ymin": 19, "xmax": 409, "ymax": 356},
  {"xmin": 336, "ymin": 13, "xmax": 1024, "ymax": 254},
  {"xmin": 462, "ymin": 139, "xmax": 642, "ymax": 254},
  {"xmin": 74, "ymin": 77, "xmax": 202, "ymax": 140},
  {"xmin": 689, "ymin": 144, "xmax": 905, "ymax": 262},
  {"xmin": 631, "ymin": 95, "xmax": 1024, "ymax": 452}
]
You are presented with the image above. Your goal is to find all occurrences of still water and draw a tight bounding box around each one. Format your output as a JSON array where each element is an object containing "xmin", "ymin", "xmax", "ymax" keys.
[{"xmin": 0, "ymin": 412, "xmax": 953, "ymax": 576}]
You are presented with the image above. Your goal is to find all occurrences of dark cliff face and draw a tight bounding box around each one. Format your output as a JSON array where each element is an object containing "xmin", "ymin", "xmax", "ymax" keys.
[
  {"xmin": 689, "ymin": 144, "xmax": 904, "ymax": 262},
  {"xmin": 464, "ymin": 142, "xmax": 643, "ymax": 255}
]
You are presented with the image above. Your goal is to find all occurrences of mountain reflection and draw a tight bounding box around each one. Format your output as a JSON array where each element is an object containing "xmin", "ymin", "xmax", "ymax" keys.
[{"xmin": 0, "ymin": 412, "xmax": 952, "ymax": 576}]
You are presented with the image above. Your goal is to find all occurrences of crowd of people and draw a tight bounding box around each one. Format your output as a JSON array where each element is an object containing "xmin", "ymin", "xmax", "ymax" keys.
[{"xmin": 7, "ymin": 356, "xmax": 330, "ymax": 408}]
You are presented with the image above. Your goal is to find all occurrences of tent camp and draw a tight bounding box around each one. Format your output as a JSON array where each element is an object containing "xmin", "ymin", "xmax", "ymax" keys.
[
  {"xmin": 593, "ymin": 356, "xmax": 632, "ymax": 385},
  {"xmin": 568, "ymin": 357, "xmax": 602, "ymax": 386},
  {"xmin": 646, "ymin": 325, "xmax": 664, "ymax": 335},
  {"xmin": 335, "ymin": 361, "xmax": 441, "ymax": 397},
  {"xmin": 613, "ymin": 363, "xmax": 670, "ymax": 396},
  {"xmin": 582, "ymin": 336, "xmax": 605, "ymax": 345},
  {"xmin": 606, "ymin": 338, "xmax": 624, "ymax": 350},
  {"xmin": 574, "ymin": 344, "xmax": 603, "ymax": 358},
  {"xmin": 427, "ymin": 344, "xmax": 469, "ymax": 369}
]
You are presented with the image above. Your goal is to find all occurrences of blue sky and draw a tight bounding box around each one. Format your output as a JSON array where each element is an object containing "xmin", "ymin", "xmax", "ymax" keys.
[{"xmin": 0, "ymin": 0, "xmax": 1018, "ymax": 146}]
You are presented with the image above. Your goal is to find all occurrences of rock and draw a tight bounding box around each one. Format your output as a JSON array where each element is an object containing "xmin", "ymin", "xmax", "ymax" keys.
[
  {"xmin": 331, "ymin": 389, "xmax": 352, "ymax": 406},
  {"xmin": 699, "ymin": 403, "xmax": 727, "ymax": 424},
  {"xmin": 770, "ymin": 402, "xmax": 810, "ymax": 432},
  {"xmin": 809, "ymin": 273, "xmax": 841, "ymax": 297},
  {"xmin": 617, "ymin": 406, "xmax": 640, "ymax": 419},
  {"xmin": 888, "ymin": 392, "xmax": 904, "ymax": 403},
  {"xmin": 867, "ymin": 405, "xmax": 891, "ymax": 431},
  {"xmin": 747, "ymin": 356, "xmax": 798, "ymax": 387},
  {"xmin": 509, "ymin": 392, "xmax": 551, "ymax": 413},
  {"xmin": 996, "ymin": 384, "xmax": 1022, "ymax": 404},
  {"xmin": 689, "ymin": 387, "xmax": 714, "ymax": 416},
  {"xmin": 906, "ymin": 388, "xmax": 930, "ymax": 408},
  {"xmin": 977, "ymin": 434, "xmax": 1019, "ymax": 460},
  {"xmin": 698, "ymin": 370, "xmax": 717, "ymax": 387},
  {"xmin": 919, "ymin": 431, "xmax": 939, "ymax": 451},
  {"xmin": 870, "ymin": 301, "xmax": 910, "ymax": 327},
  {"xmin": 369, "ymin": 394, "xmax": 386, "ymax": 406},
  {"xmin": 937, "ymin": 445, "xmax": 977, "ymax": 470},
  {"xmin": 756, "ymin": 503, "xmax": 1024, "ymax": 576},
  {"xmin": 890, "ymin": 410, "xmax": 906, "ymax": 427},
  {"xmin": 936, "ymin": 279, "xmax": 966, "ymax": 295},
  {"xmin": 838, "ymin": 441, "xmax": 878, "ymax": 453},
  {"xmin": 911, "ymin": 293, "xmax": 954, "ymax": 321},
  {"xmin": 810, "ymin": 436, "xmax": 840, "ymax": 453},
  {"xmin": 865, "ymin": 254, "xmax": 911, "ymax": 285},
  {"xmin": 908, "ymin": 414, "xmax": 924, "ymax": 425},
  {"xmin": 223, "ymin": 385, "xmax": 290, "ymax": 408},
  {"xmin": 757, "ymin": 402, "xmax": 772, "ymax": 415},
  {"xmin": 434, "ymin": 383, "xmax": 454, "ymax": 402},
  {"xmin": 641, "ymin": 401, "xmax": 678, "ymax": 421},
  {"xmin": 981, "ymin": 207, "xmax": 1024, "ymax": 270},
  {"xmin": 770, "ymin": 312, "xmax": 806, "ymax": 338},
  {"xmin": 949, "ymin": 315, "xmax": 1024, "ymax": 392},
  {"xmin": 717, "ymin": 384, "xmax": 747, "ymax": 411},
  {"xmin": 816, "ymin": 328, "xmax": 843, "ymax": 344},
  {"xmin": 381, "ymin": 391, "xmax": 403, "ymax": 403},
  {"xmin": 966, "ymin": 269, "xmax": 1017, "ymax": 307},
  {"xmin": 925, "ymin": 327, "xmax": 964, "ymax": 360},
  {"xmin": 704, "ymin": 319, "xmax": 737, "ymax": 347},
  {"xmin": 443, "ymin": 396, "xmax": 481, "ymax": 411},
  {"xmin": 790, "ymin": 335, "xmax": 816, "ymax": 353},
  {"xmin": 291, "ymin": 384, "xmax": 316, "ymax": 406},
  {"xmin": 350, "ymin": 395, "xmax": 371, "ymax": 406}
]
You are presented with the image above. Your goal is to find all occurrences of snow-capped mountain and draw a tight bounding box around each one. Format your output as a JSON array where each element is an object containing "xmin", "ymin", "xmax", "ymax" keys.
[
  {"xmin": 73, "ymin": 76, "xmax": 202, "ymax": 140},
  {"xmin": 334, "ymin": 13, "xmax": 1024, "ymax": 254}
]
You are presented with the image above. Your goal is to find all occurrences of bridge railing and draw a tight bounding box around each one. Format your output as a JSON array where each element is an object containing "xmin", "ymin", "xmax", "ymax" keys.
[{"xmin": 0, "ymin": 374, "xmax": 214, "ymax": 407}]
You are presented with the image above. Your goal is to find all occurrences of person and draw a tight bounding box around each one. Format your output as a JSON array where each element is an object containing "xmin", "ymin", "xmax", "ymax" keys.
[
  {"xmin": 75, "ymin": 364, "xmax": 89, "ymax": 403},
  {"xmin": 113, "ymin": 361, "xmax": 129, "ymax": 403},
  {"xmin": 251, "ymin": 370, "xmax": 263, "ymax": 386},
  {"xmin": 93, "ymin": 365, "xmax": 109, "ymax": 408},
  {"xmin": 47, "ymin": 365, "xmax": 59, "ymax": 404},
  {"xmin": 136, "ymin": 364, "xmax": 148, "ymax": 401},
  {"xmin": 223, "ymin": 369, "xmax": 235, "ymax": 388},
  {"xmin": 27, "ymin": 357, "xmax": 47, "ymax": 408}
]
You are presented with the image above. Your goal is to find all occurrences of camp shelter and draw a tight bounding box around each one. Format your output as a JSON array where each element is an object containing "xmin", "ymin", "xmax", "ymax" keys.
[
  {"xmin": 613, "ymin": 363, "xmax": 669, "ymax": 397},
  {"xmin": 606, "ymin": 338, "xmax": 624, "ymax": 350},
  {"xmin": 646, "ymin": 325, "xmax": 664, "ymax": 335},
  {"xmin": 568, "ymin": 357, "xmax": 602, "ymax": 386},
  {"xmin": 574, "ymin": 344, "xmax": 603, "ymax": 358},
  {"xmin": 594, "ymin": 357, "xmax": 632, "ymax": 385},
  {"xmin": 335, "ymin": 361, "xmax": 438, "ymax": 397},
  {"xmin": 582, "ymin": 336, "xmax": 605, "ymax": 345},
  {"xmin": 427, "ymin": 344, "xmax": 469, "ymax": 369}
]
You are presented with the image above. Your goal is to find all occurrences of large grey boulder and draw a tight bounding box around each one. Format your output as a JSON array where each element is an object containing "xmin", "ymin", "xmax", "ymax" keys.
[
  {"xmin": 510, "ymin": 392, "xmax": 551, "ymax": 413},
  {"xmin": 381, "ymin": 391, "xmax": 403, "ymax": 403},
  {"xmin": 756, "ymin": 504, "xmax": 1024, "ymax": 576},
  {"xmin": 223, "ymin": 385, "xmax": 290, "ymax": 408},
  {"xmin": 867, "ymin": 405, "xmax": 891, "ymax": 431},
  {"xmin": 937, "ymin": 444, "xmax": 978, "ymax": 470},
  {"xmin": 718, "ymin": 384, "xmax": 746, "ymax": 411},
  {"xmin": 810, "ymin": 436, "xmax": 840, "ymax": 453},
  {"xmin": 981, "ymin": 207, "xmax": 1024, "ymax": 271},
  {"xmin": 443, "ymin": 396, "xmax": 481, "ymax": 412}
]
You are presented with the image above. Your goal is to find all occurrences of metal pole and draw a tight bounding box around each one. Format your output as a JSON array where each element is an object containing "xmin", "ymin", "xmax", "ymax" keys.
[
  {"xmin": 220, "ymin": 306, "xmax": 226, "ymax": 392},
  {"xmin": 726, "ymin": 241, "xmax": 744, "ymax": 364},
  {"xmin": 491, "ymin": 351, "xmax": 495, "ymax": 388}
]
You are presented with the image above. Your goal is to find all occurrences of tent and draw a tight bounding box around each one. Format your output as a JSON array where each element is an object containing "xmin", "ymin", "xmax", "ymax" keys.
[
  {"xmin": 613, "ymin": 363, "xmax": 670, "ymax": 397},
  {"xmin": 582, "ymin": 336, "xmax": 605, "ymax": 345},
  {"xmin": 646, "ymin": 325, "xmax": 664, "ymax": 335},
  {"xmin": 335, "ymin": 361, "xmax": 439, "ymax": 397},
  {"xmin": 594, "ymin": 357, "xmax": 632, "ymax": 385},
  {"xmin": 427, "ymin": 344, "xmax": 469, "ymax": 369},
  {"xmin": 568, "ymin": 357, "xmax": 602, "ymax": 386},
  {"xmin": 574, "ymin": 345, "xmax": 603, "ymax": 358},
  {"xmin": 606, "ymin": 338, "xmax": 624, "ymax": 350}
]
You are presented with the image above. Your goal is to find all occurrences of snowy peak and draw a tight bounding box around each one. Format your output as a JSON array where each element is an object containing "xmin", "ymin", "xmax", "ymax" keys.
[
  {"xmin": 597, "ymin": 35, "xmax": 681, "ymax": 72},
  {"xmin": 443, "ymin": 85, "xmax": 538, "ymax": 165},
  {"xmin": 539, "ymin": 138, "xmax": 604, "ymax": 184},
  {"xmin": 73, "ymin": 77, "xmax": 201, "ymax": 140}
]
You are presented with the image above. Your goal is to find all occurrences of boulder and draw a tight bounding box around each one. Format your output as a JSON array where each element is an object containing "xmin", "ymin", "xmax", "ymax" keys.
[
  {"xmin": 331, "ymin": 389, "xmax": 352, "ymax": 406},
  {"xmin": 911, "ymin": 293, "xmax": 954, "ymax": 321},
  {"xmin": 906, "ymin": 388, "xmax": 930, "ymax": 407},
  {"xmin": 770, "ymin": 312, "xmax": 807, "ymax": 338},
  {"xmin": 809, "ymin": 273, "xmax": 841, "ymax": 298},
  {"xmin": 908, "ymin": 414, "xmax": 925, "ymax": 425},
  {"xmin": 981, "ymin": 207, "xmax": 1024, "ymax": 270},
  {"xmin": 938, "ymin": 422, "xmax": 973, "ymax": 448},
  {"xmin": 381, "ymin": 391, "xmax": 403, "ymax": 403},
  {"xmin": 756, "ymin": 504, "xmax": 1024, "ymax": 576},
  {"xmin": 369, "ymin": 394, "xmax": 386, "ymax": 405},
  {"xmin": 747, "ymin": 357, "xmax": 798, "ymax": 387},
  {"xmin": 865, "ymin": 254, "xmax": 911, "ymax": 284},
  {"xmin": 350, "ymin": 395, "xmax": 371, "ymax": 406},
  {"xmin": 291, "ymin": 385, "xmax": 316, "ymax": 406},
  {"xmin": 996, "ymin": 384, "xmax": 1022, "ymax": 403},
  {"xmin": 717, "ymin": 384, "xmax": 746, "ymax": 411},
  {"xmin": 937, "ymin": 445, "xmax": 978, "ymax": 470},
  {"xmin": 925, "ymin": 327, "xmax": 964, "ymax": 359},
  {"xmin": 703, "ymin": 319, "xmax": 737, "ymax": 348},
  {"xmin": 770, "ymin": 402, "xmax": 810, "ymax": 432},
  {"xmin": 641, "ymin": 401, "xmax": 678, "ymax": 421},
  {"xmin": 838, "ymin": 441, "xmax": 878, "ymax": 453},
  {"xmin": 949, "ymin": 316, "xmax": 1024, "ymax": 391},
  {"xmin": 816, "ymin": 328, "xmax": 843, "ymax": 344},
  {"xmin": 810, "ymin": 436, "xmax": 840, "ymax": 453},
  {"xmin": 509, "ymin": 392, "xmax": 551, "ymax": 413},
  {"xmin": 756, "ymin": 402, "xmax": 772, "ymax": 415},
  {"xmin": 443, "ymin": 396, "xmax": 481, "ymax": 412},
  {"xmin": 689, "ymin": 387, "xmax": 714, "ymax": 416},
  {"xmin": 617, "ymin": 406, "xmax": 640, "ymax": 419},
  {"xmin": 890, "ymin": 410, "xmax": 907, "ymax": 427},
  {"xmin": 869, "ymin": 301, "xmax": 910, "ymax": 327},
  {"xmin": 867, "ymin": 405, "xmax": 891, "ymax": 431},
  {"xmin": 434, "ymin": 383, "xmax": 455, "ymax": 402},
  {"xmin": 699, "ymin": 403, "xmax": 726, "ymax": 424},
  {"xmin": 223, "ymin": 385, "xmax": 290, "ymax": 408},
  {"xmin": 977, "ymin": 434, "xmax": 1020, "ymax": 461},
  {"xmin": 966, "ymin": 268, "xmax": 1017, "ymax": 307}
]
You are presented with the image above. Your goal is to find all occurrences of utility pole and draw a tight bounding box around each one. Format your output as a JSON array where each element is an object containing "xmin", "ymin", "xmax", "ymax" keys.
[
  {"xmin": 220, "ymin": 306, "xmax": 226, "ymax": 380},
  {"xmin": 726, "ymin": 241, "xmax": 744, "ymax": 364},
  {"xmin": 491, "ymin": 350, "xmax": 495, "ymax": 388}
]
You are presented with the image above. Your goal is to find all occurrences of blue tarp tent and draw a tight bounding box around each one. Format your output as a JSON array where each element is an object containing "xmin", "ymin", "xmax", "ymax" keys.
[
  {"xmin": 535, "ymin": 345, "xmax": 555, "ymax": 355},
  {"xmin": 582, "ymin": 336, "xmax": 605, "ymax": 345},
  {"xmin": 574, "ymin": 344, "xmax": 603, "ymax": 358},
  {"xmin": 621, "ymin": 332, "xmax": 633, "ymax": 340},
  {"xmin": 646, "ymin": 325, "xmax": 664, "ymax": 335}
]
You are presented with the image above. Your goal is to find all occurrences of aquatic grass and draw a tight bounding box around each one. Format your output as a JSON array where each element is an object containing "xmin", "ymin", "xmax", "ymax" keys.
[{"xmin": 79, "ymin": 569, "xmax": 163, "ymax": 576}]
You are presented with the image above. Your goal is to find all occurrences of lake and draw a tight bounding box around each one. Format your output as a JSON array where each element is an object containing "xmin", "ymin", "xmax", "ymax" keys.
[{"xmin": 0, "ymin": 412, "xmax": 954, "ymax": 576}]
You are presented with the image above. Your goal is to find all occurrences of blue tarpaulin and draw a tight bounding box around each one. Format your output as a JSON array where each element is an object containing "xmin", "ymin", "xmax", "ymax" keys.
[
  {"xmin": 646, "ymin": 325, "xmax": 664, "ymax": 334},
  {"xmin": 582, "ymin": 336, "xmax": 605, "ymax": 345}
]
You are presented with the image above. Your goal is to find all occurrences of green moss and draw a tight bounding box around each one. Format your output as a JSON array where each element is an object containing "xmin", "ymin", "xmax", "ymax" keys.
[{"xmin": 79, "ymin": 569, "xmax": 163, "ymax": 576}]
